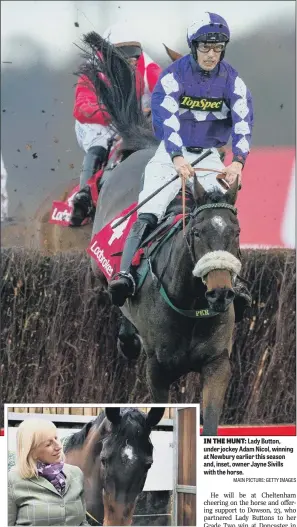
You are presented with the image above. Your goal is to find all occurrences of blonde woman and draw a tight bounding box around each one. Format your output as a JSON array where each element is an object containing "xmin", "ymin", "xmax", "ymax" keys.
[{"xmin": 8, "ymin": 418, "xmax": 89, "ymax": 526}]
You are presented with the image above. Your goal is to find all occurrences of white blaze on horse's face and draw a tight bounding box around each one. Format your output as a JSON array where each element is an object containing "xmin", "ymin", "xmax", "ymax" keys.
[
  {"xmin": 122, "ymin": 444, "xmax": 136, "ymax": 463},
  {"xmin": 211, "ymin": 215, "xmax": 227, "ymax": 234}
]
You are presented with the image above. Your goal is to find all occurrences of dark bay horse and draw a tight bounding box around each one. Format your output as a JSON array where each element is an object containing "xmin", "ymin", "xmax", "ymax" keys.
[
  {"xmin": 78, "ymin": 33, "xmax": 243, "ymax": 435},
  {"xmin": 64, "ymin": 407, "xmax": 165, "ymax": 525}
]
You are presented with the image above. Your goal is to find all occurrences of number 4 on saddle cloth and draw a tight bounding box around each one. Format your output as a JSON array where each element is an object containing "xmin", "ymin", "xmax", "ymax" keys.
[
  {"xmin": 49, "ymin": 139, "xmax": 123, "ymax": 227},
  {"xmin": 87, "ymin": 196, "xmax": 189, "ymax": 293}
]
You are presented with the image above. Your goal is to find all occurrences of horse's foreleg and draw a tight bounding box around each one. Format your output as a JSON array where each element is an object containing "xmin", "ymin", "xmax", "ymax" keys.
[
  {"xmin": 146, "ymin": 356, "xmax": 170, "ymax": 403},
  {"xmin": 117, "ymin": 316, "xmax": 143, "ymax": 361},
  {"xmin": 201, "ymin": 350, "xmax": 231, "ymax": 436}
]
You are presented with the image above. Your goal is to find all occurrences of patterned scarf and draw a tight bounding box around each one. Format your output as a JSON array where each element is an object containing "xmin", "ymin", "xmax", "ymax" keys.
[{"xmin": 37, "ymin": 461, "xmax": 66, "ymax": 495}]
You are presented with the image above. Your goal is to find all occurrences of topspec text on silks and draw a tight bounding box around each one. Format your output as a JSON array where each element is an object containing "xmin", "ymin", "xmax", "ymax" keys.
[{"xmin": 179, "ymin": 95, "xmax": 223, "ymax": 111}]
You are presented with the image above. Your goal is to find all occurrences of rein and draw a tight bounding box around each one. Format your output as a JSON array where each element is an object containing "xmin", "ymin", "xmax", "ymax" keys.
[
  {"xmin": 86, "ymin": 511, "xmax": 101, "ymax": 525},
  {"xmin": 145, "ymin": 223, "xmax": 219, "ymax": 319},
  {"xmin": 181, "ymin": 169, "xmax": 230, "ymax": 234},
  {"xmin": 138, "ymin": 201, "xmax": 238, "ymax": 319}
]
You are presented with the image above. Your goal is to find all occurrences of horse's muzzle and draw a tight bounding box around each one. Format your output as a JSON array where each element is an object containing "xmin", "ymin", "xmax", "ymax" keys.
[{"xmin": 205, "ymin": 287, "xmax": 235, "ymax": 312}]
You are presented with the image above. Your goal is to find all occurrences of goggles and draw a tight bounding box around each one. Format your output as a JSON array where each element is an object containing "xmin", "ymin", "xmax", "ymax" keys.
[{"xmin": 197, "ymin": 42, "xmax": 226, "ymax": 53}]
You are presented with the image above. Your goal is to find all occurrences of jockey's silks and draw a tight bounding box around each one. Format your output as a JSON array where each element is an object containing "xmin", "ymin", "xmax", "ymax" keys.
[{"xmin": 151, "ymin": 55, "xmax": 254, "ymax": 164}]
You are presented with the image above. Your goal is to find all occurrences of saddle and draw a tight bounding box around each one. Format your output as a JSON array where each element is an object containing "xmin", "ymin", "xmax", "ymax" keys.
[
  {"xmin": 87, "ymin": 188, "xmax": 194, "ymax": 288},
  {"xmin": 130, "ymin": 189, "xmax": 195, "ymax": 273}
]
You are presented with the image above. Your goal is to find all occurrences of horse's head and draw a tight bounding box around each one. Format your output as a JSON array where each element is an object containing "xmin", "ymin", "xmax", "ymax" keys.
[
  {"xmin": 98, "ymin": 407, "xmax": 164, "ymax": 525},
  {"xmin": 190, "ymin": 177, "xmax": 241, "ymax": 313},
  {"xmin": 67, "ymin": 407, "xmax": 164, "ymax": 526}
]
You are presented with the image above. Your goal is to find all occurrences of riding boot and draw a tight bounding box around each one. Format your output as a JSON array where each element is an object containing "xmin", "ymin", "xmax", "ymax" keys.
[
  {"xmin": 70, "ymin": 145, "xmax": 107, "ymax": 227},
  {"xmin": 233, "ymin": 249, "xmax": 252, "ymax": 323},
  {"xmin": 108, "ymin": 213, "xmax": 158, "ymax": 307}
]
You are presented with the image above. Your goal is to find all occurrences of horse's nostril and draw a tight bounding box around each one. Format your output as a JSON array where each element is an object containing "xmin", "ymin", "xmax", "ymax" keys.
[
  {"xmin": 205, "ymin": 290, "xmax": 217, "ymax": 300},
  {"xmin": 205, "ymin": 288, "xmax": 235, "ymax": 304}
]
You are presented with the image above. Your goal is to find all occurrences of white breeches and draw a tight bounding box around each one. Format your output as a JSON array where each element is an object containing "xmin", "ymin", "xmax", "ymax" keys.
[
  {"xmin": 75, "ymin": 121, "xmax": 115, "ymax": 153},
  {"xmin": 138, "ymin": 141, "xmax": 226, "ymax": 221}
]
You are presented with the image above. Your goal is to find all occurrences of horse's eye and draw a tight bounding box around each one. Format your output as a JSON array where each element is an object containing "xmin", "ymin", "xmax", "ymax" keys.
[
  {"xmin": 193, "ymin": 230, "xmax": 200, "ymax": 238},
  {"xmin": 101, "ymin": 457, "xmax": 107, "ymax": 467}
]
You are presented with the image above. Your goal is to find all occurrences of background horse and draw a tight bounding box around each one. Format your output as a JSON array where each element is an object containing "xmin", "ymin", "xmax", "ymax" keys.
[
  {"xmin": 77, "ymin": 33, "xmax": 242, "ymax": 435},
  {"xmin": 0, "ymin": 45, "xmax": 181, "ymax": 255},
  {"xmin": 64, "ymin": 407, "xmax": 165, "ymax": 526}
]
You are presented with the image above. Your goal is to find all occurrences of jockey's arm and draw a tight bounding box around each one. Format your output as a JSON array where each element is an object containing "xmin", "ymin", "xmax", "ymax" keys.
[
  {"xmin": 221, "ymin": 73, "xmax": 254, "ymax": 186},
  {"xmin": 151, "ymin": 67, "xmax": 185, "ymax": 159},
  {"xmin": 151, "ymin": 67, "xmax": 194, "ymax": 179},
  {"xmin": 73, "ymin": 74, "xmax": 111, "ymax": 126},
  {"xmin": 227, "ymin": 73, "xmax": 254, "ymax": 170}
]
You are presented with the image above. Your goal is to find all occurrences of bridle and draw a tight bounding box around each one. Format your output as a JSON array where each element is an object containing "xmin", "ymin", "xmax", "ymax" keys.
[
  {"xmin": 143, "ymin": 201, "xmax": 240, "ymax": 319},
  {"xmin": 184, "ymin": 202, "xmax": 238, "ymax": 268}
]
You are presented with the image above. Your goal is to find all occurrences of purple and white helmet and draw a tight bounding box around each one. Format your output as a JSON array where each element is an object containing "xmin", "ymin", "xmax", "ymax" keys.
[{"xmin": 187, "ymin": 12, "xmax": 230, "ymax": 47}]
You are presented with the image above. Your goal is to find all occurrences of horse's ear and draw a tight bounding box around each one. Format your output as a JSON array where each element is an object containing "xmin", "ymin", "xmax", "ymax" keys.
[
  {"xmin": 193, "ymin": 174, "xmax": 207, "ymax": 204},
  {"xmin": 84, "ymin": 420, "xmax": 95, "ymax": 437},
  {"xmin": 146, "ymin": 408, "xmax": 165, "ymax": 430},
  {"xmin": 224, "ymin": 176, "xmax": 239, "ymax": 205},
  {"xmin": 163, "ymin": 43, "xmax": 183, "ymax": 62},
  {"xmin": 105, "ymin": 408, "xmax": 121, "ymax": 425}
]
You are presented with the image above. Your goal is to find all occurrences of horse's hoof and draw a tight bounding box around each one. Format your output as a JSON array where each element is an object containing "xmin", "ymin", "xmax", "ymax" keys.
[{"xmin": 117, "ymin": 334, "xmax": 143, "ymax": 361}]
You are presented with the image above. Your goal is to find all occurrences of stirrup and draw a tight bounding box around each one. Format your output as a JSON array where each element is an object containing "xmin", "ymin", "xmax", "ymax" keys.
[{"xmin": 110, "ymin": 272, "xmax": 137, "ymax": 296}]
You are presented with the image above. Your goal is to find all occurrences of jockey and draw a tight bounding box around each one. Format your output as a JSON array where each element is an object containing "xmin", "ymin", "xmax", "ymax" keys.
[
  {"xmin": 109, "ymin": 12, "xmax": 254, "ymax": 314},
  {"xmin": 70, "ymin": 22, "xmax": 162, "ymax": 226}
]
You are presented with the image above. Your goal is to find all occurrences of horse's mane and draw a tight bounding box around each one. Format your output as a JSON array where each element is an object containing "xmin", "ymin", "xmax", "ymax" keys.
[
  {"xmin": 204, "ymin": 188, "xmax": 230, "ymax": 204},
  {"xmin": 75, "ymin": 32, "xmax": 159, "ymax": 152},
  {"xmin": 117, "ymin": 408, "xmax": 147, "ymax": 435},
  {"xmin": 114, "ymin": 408, "xmax": 153, "ymax": 451},
  {"xmin": 64, "ymin": 411, "xmax": 105, "ymax": 452}
]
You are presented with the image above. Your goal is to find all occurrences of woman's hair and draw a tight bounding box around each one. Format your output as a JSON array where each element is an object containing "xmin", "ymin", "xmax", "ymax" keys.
[{"xmin": 16, "ymin": 419, "xmax": 65, "ymax": 479}]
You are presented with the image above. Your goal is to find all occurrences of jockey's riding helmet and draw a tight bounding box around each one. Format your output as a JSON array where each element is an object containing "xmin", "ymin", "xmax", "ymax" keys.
[
  {"xmin": 103, "ymin": 23, "xmax": 142, "ymax": 59},
  {"xmin": 187, "ymin": 13, "xmax": 230, "ymax": 60}
]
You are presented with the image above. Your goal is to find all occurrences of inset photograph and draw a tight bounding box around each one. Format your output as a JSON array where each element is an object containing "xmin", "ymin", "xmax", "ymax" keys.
[{"xmin": 7, "ymin": 405, "xmax": 197, "ymax": 526}]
